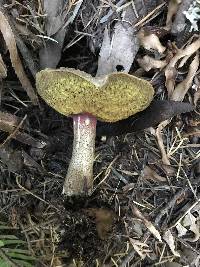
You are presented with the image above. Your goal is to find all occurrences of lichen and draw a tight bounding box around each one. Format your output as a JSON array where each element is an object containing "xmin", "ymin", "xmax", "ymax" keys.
[{"xmin": 36, "ymin": 68, "xmax": 154, "ymax": 122}]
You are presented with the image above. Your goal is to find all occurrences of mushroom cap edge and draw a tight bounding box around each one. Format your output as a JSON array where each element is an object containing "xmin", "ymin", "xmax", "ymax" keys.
[{"xmin": 36, "ymin": 68, "xmax": 154, "ymax": 122}]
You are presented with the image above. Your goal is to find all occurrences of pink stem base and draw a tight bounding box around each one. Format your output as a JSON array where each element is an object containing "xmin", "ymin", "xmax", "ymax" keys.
[{"xmin": 63, "ymin": 113, "xmax": 97, "ymax": 196}]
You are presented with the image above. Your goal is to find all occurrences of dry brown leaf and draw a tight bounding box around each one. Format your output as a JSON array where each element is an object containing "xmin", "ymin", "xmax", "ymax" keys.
[
  {"xmin": 165, "ymin": 67, "xmax": 177, "ymax": 97},
  {"xmin": 171, "ymin": 0, "xmax": 194, "ymax": 34},
  {"xmin": 0, "ymin": 145, "xmax": 23, "ymax": 172},
  {"xmin": 194, "ymin": 85, "xmax": 200, "ymax": 106},
  {"xmin": 0, "ymin": 111, "xmax": 46, "ymax": 148},
  {"xmin": 171, "ymin": 53, "xmax": 199, "ymax": 101},
  {"xmin": 138, "ymin": 55, "xmax": 167, "ymax": 71},
  {"xmin": 129, "ymin": 238, "xmax": 150, "ymax": 259},
  {"xmin": 0, "ymin": 53, "xmax": 7, "ymax": 78},
  {"xmin": 175, "ymin": 222, "xmax": 188, "ymax": 237},
  {"xmin": 165, "ymin": 0, "xmax": 182, "ymax": 29},
  {"xmin": 39, "ymin": 0, "xmax": 69, "ymax": 69},
  {"xmin": 0, "ymin": 111, "xmax": 23, "ymax": 130},
  {"xmin": 22, "ymin": 151, "xmax": 44, "ymax": 173},
  {"xmin": 182, "ymin": 212, "xmax": 200, "ymax": 242},
  {"xmin": 131, "ymin": 205, "xmax": 162, "ymax": 242},
  {"xmin": 182, "ymin": 247, "xmax": 200, "ymax": 267},
  {"xmin": 165, "ymin": 38, "xmax": 200, "ymax": 97},
  {"xmin": 173, "ymin": 211, "xmax": 200, "ymax": 242},
  {"xmin": 137, "ymin": 29, "xmax": 166, "ymax": 54},
  {"xmin": 178, "ymin": 54, "xmax": 191, "ymax": 68},
  {"xmin": 163, "ymin": 230, "xmax": 180, "ymax": 257},
  {"xmin": 155, "ymin": 120, "xmax": 171, "ymax": 166},
  {"xmin": 142, "ymin": 165, "xmax": 167, "ymax": 182},
  {"xmin": 85, "ymin": 208, "xmax": 116, "ymax": 240},
  {"xmin": 0, "ymin": 9, "xmax": 38, "ymax": 105}
]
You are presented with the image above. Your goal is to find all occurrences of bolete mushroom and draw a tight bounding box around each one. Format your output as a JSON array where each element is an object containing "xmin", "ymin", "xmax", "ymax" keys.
[{"xmin": 36, "ymin": 68, "xmax": 154, "ymax": 196}]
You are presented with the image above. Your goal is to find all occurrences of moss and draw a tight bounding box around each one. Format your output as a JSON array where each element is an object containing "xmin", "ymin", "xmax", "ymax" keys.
[{"xmin": 36, "ymin": 68, "xmax": 154, "ymax": 122}]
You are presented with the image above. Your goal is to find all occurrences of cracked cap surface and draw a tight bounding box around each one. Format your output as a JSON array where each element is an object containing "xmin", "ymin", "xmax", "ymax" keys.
[{"xmin": 36, "ymin": 68, "xmax": 154, "ymax": 122}]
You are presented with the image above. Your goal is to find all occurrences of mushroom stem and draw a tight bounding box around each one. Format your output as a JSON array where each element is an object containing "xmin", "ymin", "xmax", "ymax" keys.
[{"xmin": 63, "ymin": 113, "xmax": 97, "ymax": 196}]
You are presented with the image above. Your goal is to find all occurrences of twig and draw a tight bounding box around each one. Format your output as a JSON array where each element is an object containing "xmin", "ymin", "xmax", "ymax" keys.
[
  {"xmin": 154, "ymin": 188, "xmax": 189, "ymax": 226},
  {"xmin": 16, "ymin": 176, "xmax": 59, "ymax": 212},
  {"xmin": 0, "ymin": 115, "xmax": 27, "ymax": 148},
  {"xmin": 134, "ymin": 2, "xmax": 166, "ymax": 28},
  {"xmin": 169, "ymin": 197, "xmax": 200, "ymax": 229},
  {"xmin": 100, "ymin": 0, "xmax": 127, "ymax": 24},
  {"xmin": 119, "ymin": 249, "xmax": 135, "ymax": 267}
]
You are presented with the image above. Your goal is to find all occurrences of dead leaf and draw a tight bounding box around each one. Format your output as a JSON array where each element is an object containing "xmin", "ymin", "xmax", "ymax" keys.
[
  {"xmin": 43, "ymin": 0, "xmax": 65, "ymax": 36},
  {"xmin": 0, "ymin": 111, "xmax": 23, "ymax": 130},
  {"xmin": 129, "ymin": 238, "xmax": 150, "ymax": 259},
  {"xmin": 137, "ymin": 29, "xmax": 166, "ymax": 54},
  {"xmin": 0, "ymin": 53, "xmax": 7, "ymax": 78},
  {"xmin": 131, "ymin": 219, "xmax": 144, "ymax": 237},
  {"xmin": 141, "ymin": 165, "xmax": 167, "ymax": 182},
  {"xmin": 0, "ymin": 145, "xmax": 23, "ymax": 172},
  {"xmin": 22, "ymin": 151, "xmax": 44, "ymax": 173},
  {"xmin": 0, "ymin": 111, "xmax": 46, "ymax": 148},
  {"xmin": 182, "ymin": 247, "xmax": 200, "ymax": 267},
  {"xmin": 171, "ymin": 53, "xmax": 199, "ymax": 101},
  {"xmin": 163, "ymin": 230, "xmax": 180, "ymax": 257},
  {"xmin": 182, "ymin": 212, "xmax": 200, "ymax": 242},
  {"xmin": 172, "ymin": 211, "xmax": 200, "ymax": 242},
  {"xmin": 138, "ymin": 55, "xmax": 167, "ymax": 71},
  {"xmin": 175, "ymin": 222, "xmax": 188, "ymax": 237},
  {"xmin": 85, "ymin": 208, "xmax": 116, "ymax": 240},
  {"xmin": 165, "ymin": 38, "xmax": 200, "ymax": 97},
  {"xmin": 131, "ymin": 205, "xmax": 162, "ymax": 242},
  {"xmin": 97, "ymin": 23, "xmax": 138, "ymax": 75},
  {"xmin": 165, "ymin": 0, "xmax": 182, "ymax": 29},
  {"xmin": 194, "ymin": 85, "xmax": 200, "ymax": 106},
  {"xmin": 155, "ymin": 120, "xmax": 171, "ymax": 166},
  {"xmin": 39, "ymin": 0, "xmax": 69, "ymax": 68},
  {"xmin": 171, "ymin": 0, "xmax": 194, "ymax": 34},
  {"xmin": 191, "ymin": 202, "xmax": 200, "ymax": 215},
  {"xmin": 0, "ymin": 9, "xmax": 38, "ymax": 105},
  {"xmin": 165, "ymin": 67, "xmax": 177, "ymax": 97},
  {"xmin": 182, "ymin": 211, "xmax": 196, "ymax": 227}
]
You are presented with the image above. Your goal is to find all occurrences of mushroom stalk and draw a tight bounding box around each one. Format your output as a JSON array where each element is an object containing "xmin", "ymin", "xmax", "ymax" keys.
[{"xmin": 63, "ymin": 113, "xmax": 97, "ymax": 196}]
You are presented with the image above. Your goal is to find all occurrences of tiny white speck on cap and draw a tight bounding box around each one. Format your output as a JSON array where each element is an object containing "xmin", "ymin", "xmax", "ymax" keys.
[{"xmin": 85, "ymin": 118, "xmax": 90, "ymax": 126}]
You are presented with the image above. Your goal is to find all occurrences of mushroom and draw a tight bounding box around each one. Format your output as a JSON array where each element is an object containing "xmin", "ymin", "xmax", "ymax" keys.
[{"xmin": 36, "ymin": 68, "xmax": 154, "ymax": 196}]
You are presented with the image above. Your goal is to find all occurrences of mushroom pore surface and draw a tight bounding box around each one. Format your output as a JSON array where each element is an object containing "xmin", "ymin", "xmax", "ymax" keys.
[{"xmin": 36, "ymin": 68, "xmax": 154, "ymax": 122}]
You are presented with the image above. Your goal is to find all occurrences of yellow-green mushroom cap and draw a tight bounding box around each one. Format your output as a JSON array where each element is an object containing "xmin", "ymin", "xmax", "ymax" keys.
[{"xmin": 36, "ymin": 68, "xmax": 154, "ymax": 122}]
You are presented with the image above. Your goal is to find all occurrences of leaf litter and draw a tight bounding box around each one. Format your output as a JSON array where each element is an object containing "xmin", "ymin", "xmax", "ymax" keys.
[{"xmin": 0, "ymin": 0, "xmax": 199, "ymax": 266}]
